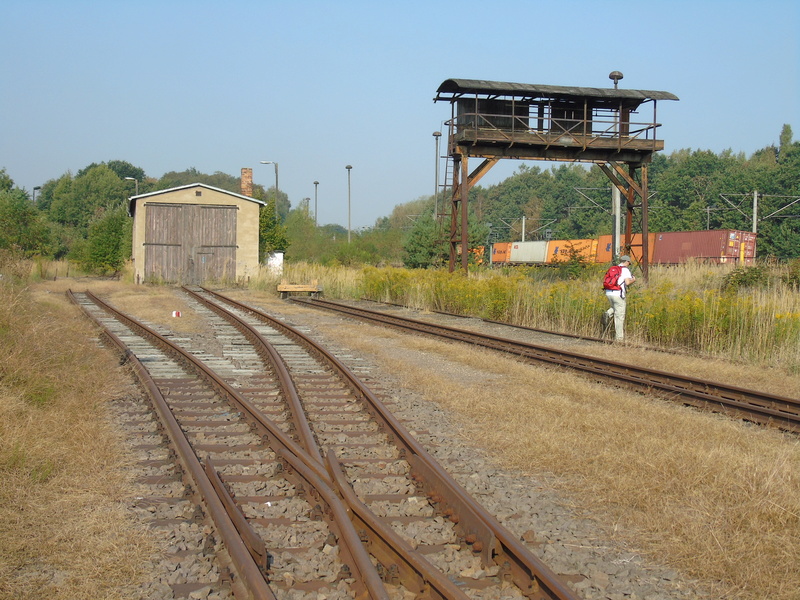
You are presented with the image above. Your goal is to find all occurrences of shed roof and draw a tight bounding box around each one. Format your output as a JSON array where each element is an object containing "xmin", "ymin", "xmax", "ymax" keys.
[
  {"xmin": 128, "ymin": 183, "xmax": 265, "ymax": 216},
  {"xmin": 435, "ymin": 78, "xmax": 679, "ymax": 106}
]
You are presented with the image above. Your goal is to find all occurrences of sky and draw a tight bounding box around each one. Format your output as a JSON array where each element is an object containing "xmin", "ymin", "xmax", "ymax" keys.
[{"xmin": 1, "ymin": 0, "xmax": 798, "ymax": 230}]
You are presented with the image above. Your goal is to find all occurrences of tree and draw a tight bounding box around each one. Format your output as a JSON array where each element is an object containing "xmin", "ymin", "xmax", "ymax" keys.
[
  {"xmin": 284, "ymin": 200, "xmax": 321, "ymax": 261},
  {"xmin": 779, "ymin": 124, "xmax": 793, "ymax": 161},
  {"xmin": 106, "ymin": 160, "xmax": 146, "ymax": 183},
  {"xmin": 82, "ymin": 207, "xmax": 130, "ymax": 275},
  {"xmin": 78, "ymin": 160, "xmax": 145, "ymax": 183},
  {"xmin": 402, "ymin": 208, "xmax": 489, "ymax": 269},
  {"xmin": 258, "ymin": 196, "xmax": 289, "ymax": 261},
  {"xmin": 49, "ymin": 165, "xmax": 125, "ymax": 232},
  {"xmin": 0, "ymin": 188, "xmax": 52, "ymax": 257},
  {"xmin": 158, "ymin": 168, "xmax": 241, "ymax": 193},
  {"xmin": 0, "ymin": 168, "xmax": 13, "ymax": 192},
  {"xmin": 403, "ymin": 216, "xmax": 447, "ymax": 268}
]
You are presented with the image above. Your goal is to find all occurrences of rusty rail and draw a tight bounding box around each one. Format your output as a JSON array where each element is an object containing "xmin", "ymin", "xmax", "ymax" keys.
[
  {"xmin": 67, "ymin": 290, "xmax": 277, "ymax": 600},
  {"xmin": 291, "ymin": 297, "xmax": 800, "ymax": 433},
  {"xmin": 183, "ymin": 287, "xmax": 486, "ymax": 599},
  {"xmin": 69, "ymin": 290, "xmax": 390, "ymax": 600},
  {"xmin": 198, "ymin": 286, "xmax": 581, "ymax": 600}
]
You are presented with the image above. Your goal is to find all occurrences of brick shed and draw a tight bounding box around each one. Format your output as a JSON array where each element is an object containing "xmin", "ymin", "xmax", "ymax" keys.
[{"xmin": 128, "ymin": 181, "xmax": 264, "ymax": 284}]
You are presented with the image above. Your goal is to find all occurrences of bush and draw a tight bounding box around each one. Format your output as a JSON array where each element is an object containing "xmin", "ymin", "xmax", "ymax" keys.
[
  {"xmin": 721, "ymin": 266, "xmax": 770, "ymax": 291},
  {"xmin": 781, "ymin": 259, "xmax": 800, "ymax": 289},
  {"xmin": 278, "ymin": 262, "xmax": 800, "ymax": 370}
]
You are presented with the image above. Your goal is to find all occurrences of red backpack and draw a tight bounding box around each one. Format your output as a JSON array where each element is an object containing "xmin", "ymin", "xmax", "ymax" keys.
[{"xmin": 603, "ymin": 265, "xmax": 623, "ymax": 290}]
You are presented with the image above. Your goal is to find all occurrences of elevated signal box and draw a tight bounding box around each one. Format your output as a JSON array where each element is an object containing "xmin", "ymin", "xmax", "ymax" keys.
[
  {"xmin": 434, "ymin": 77, "xmax": 678, "ymax": 276},
  {"xmin": 436, "ymin": 78, "xmax": 677, "ymax": 164}
]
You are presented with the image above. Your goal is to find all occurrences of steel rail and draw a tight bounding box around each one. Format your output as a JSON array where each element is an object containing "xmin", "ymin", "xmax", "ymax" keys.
[
  {"xmin": 87, "ymin": 286, "xmax": 476, "ymax": 600},
  {"xmin": 360, "ymin": 296, "xmax": 605, "ymax": 343},
  {"xmin": 72, "ymin": 290, "xmax": 390, "ymax": 600},
  {"xmin": 67, "ymin": 290, "xmax": 276, "ymax": 600},
  {"xmin": 184, "ymin": 287, "xmax": 476, "ymax": 600},
  {"xmin": 291, "ymin": 297, "xmax": 800, "ymax": 433},
  {"xmin": 183, "ymin": 287, "xmax": 324, "ymax": 466},
  {"xmin": 200, "ymin": 286, "xmax": 581, "ymax": 600}
]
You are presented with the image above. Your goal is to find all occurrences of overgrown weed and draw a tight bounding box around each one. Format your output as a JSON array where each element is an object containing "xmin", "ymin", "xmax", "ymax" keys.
[
  {"xmin": 0, "ymin": 263, "xmax": 159, "ymax": 599},
  {"xmin": 280, "ymin": 260, "xmax": 800, "ymax": 370}
]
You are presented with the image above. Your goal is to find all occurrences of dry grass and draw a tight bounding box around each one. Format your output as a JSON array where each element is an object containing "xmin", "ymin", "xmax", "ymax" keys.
[
  {"xmin": 279, "ymin": 304, "xmax": 800, "ymax": 600},
  {"xmin": 0, "ymin": 278, "xmax": 161, "ymax": 600},
  {"xmin": 579, "ymin": 342, "xmax": 800, "ymax": 400},
  {"xmin": 5, "ymin": 271, "xmax": 800, "ymax": 600}
]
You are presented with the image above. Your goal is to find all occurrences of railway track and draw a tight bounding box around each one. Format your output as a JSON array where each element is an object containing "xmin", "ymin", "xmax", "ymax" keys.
[
  {"xmin": 68, "ymin": 288, "xmax": 583, "ymax": 600},
  {"xmin": 289, "ymin": 297, "xmax": 800, "ymax": 434}
]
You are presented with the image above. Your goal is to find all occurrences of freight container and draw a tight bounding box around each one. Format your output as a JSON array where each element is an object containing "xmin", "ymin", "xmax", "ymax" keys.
[
  {"xmin": 509, "ymin": 240, "xmax": 549, "ymax": 264},
  {"xmin": 491, "ymin": 242, "xmax": 511, "ymax": 264},
  {"xmin": 545, "ymin": 239, "xmax": 598, "ymax": 263},
  {"xmin": 652, "ymin": 230, "xmax": 757, "ymax": 265},
  {"xmin": 596, "ymin": 233, "xmax": 656, "ymax": 264},
  {"xmin": 737, "ymin": 231, "xmax": 758, "ymax": 265}
]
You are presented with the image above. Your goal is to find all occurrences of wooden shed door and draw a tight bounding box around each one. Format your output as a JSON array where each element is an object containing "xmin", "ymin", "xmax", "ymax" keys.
[
  {"xmin": 192, "ymin": 205, "xmax": 237, "ymax": 283},
  {"xmin": 144, "ymin": 203, "xmax": 237, "ymax": 283}
]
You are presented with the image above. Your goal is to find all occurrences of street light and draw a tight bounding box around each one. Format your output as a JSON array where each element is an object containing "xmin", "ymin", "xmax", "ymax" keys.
[
  {"xmin": 32, "ymin": 186, "xmax": 41, "ymax": 204},
  {"xmin": 345, "ymin": 165, "xmax": 352, "ymax": 244},
  {"xmin": 260, "ymin": 161, "xmax": 279, "ymax": 219},
  {"xmin": 433, "ymin": 131, "xmax": 442, "ymax": 218},
  {"xmin": 124, "ymin": 177, "xmax": 139, "ymax": 196},
  {"xmin": 313, "ymin": 181, "xmax": 319, "ymax": 227}
]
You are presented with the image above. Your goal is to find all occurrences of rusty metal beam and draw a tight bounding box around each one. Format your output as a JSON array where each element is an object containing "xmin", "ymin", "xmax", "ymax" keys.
[
  {"xmin": 597, "ymin": 161, "xmax": 650, "ymax": 282},
  {"xmin": 449, "ymin": 156, "xmax": 461, "ymax": 272},
  {"xmin": 460, "ymin": 155, "xmax": 469, "ymax": 272},
  {"xmin": 449, "ymin": 155, "xmax": 500, "ymax": 273},
  {"xmin": 468, "ymin": 158, "xmax": 499, "ymax": 187},
  {"xmin": 641, "ymin": 164, "xmax": 650, "ymax": 281}
]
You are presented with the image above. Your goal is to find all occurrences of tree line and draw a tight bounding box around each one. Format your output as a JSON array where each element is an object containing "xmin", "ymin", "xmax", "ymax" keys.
[
  {"xmin": 1, "ymin": 125, "xmax": 798, "ymax": 274},
  {"xmin": 402, "ymin": 124, "xmax": 800, "ymax": 265},
  {"xmin": 460, "ymin": 125, "xmax": 800, "ymax": 259}
]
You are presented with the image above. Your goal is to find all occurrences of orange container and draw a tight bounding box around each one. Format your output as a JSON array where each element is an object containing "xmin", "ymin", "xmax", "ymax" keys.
[
  {"xmin": 491, "ymin": 242, "xmax": 511, "ymax": 264},
  {"xmin": 597, "ymin": 233, "xmax": 656, "ymax": 264},
  {"xmin": 545, "ymin": 239, "xmax": 598, "ymax": 263}
]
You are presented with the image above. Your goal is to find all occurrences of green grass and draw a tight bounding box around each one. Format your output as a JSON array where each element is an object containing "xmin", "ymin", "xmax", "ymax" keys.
[{"xmin": 277, "ymin": 261, "xmax": 800, "ymax": 371}]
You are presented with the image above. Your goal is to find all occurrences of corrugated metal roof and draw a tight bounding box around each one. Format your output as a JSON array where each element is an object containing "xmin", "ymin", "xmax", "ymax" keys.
[{"xmin": 435, "ymin": 78, "xmax": 679, "ymax": 102}]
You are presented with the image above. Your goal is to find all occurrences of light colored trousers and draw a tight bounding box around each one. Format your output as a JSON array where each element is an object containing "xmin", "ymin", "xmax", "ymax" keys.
[{"xmin": 605, "ymin": 293, "xmax": 627, "ymax": 341}]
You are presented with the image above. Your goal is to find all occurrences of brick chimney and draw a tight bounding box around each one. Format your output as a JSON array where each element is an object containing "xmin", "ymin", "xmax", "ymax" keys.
[{"xmin": 241, "ymin": 167, "xmax": 253, "ymax": 197}]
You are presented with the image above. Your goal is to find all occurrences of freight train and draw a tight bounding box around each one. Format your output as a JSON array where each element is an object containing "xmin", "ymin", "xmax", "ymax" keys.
[{"xmin": 490, "ymin": 229, "xmax": 757, "ymax": 266}]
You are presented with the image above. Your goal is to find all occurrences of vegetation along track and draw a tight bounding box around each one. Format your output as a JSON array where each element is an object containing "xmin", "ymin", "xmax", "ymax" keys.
[
  {"xmin": 291, "ymin": 297, "xmax": 800, "ymax": 434},
  {"xmin": 68, "ymin": 287, "xmax": 582, "ymax": 600}
]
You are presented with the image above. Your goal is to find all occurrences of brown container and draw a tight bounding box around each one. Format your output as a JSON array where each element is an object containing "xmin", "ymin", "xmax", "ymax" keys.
[{"xmin": 652, "ymin": 230, "xmax": 757, "ymax": 264}]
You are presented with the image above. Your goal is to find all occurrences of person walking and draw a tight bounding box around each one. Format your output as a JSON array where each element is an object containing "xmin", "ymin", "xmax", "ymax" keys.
[{"xmin": 602, "ymin": 255, "xmax": 636, "ymax": 341}]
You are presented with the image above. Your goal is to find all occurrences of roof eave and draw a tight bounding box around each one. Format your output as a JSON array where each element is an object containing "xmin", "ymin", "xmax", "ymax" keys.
[{"xmin": 435, "ymin": 78, "xmax": 679, "ymax": 103}]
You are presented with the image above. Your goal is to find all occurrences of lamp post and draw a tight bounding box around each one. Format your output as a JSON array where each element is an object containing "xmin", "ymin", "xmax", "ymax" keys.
[
  {"xmin": 345, "ymin": 165, "xmax": 352, "ymax": 244},
  {"xmin": 433, "ymin": 131, "xmax": 441, "ymax": 218},
  {"xmin": 312, "ymin": 181, "xmax": 319, "ymax": 227},
  {"xmin": 32, "ymin": 186, "xmax": 41, "ymax": 204},
  {"xmin": 260, "ymin": 161, "xmax": 279, "ymax": 220},
  {"xmin": 124, "ymin": 177, "xmax": 139, "ymax": 196}
]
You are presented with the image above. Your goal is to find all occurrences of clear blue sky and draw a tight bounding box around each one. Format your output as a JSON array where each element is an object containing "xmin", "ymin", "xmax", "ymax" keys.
[{"xmin": 2, "ymin": 0, "xmax": 798, "ymax": 229}]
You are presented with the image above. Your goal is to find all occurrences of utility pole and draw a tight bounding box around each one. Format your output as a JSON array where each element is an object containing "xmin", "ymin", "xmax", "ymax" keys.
[
  {"xmin": 313, "ymin": 181, "xmax": 319, "ymax": 227},
  {"xmin": 611, "ymin": 186, "xmax": 621, "ymax": 260},
  {"xmin": 753, "ymin": 190, "xmax": 758, "ymax": 234},
  {"xmin": 433, "ymin": 131, "xmax": 442, "ymax": 219}
]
